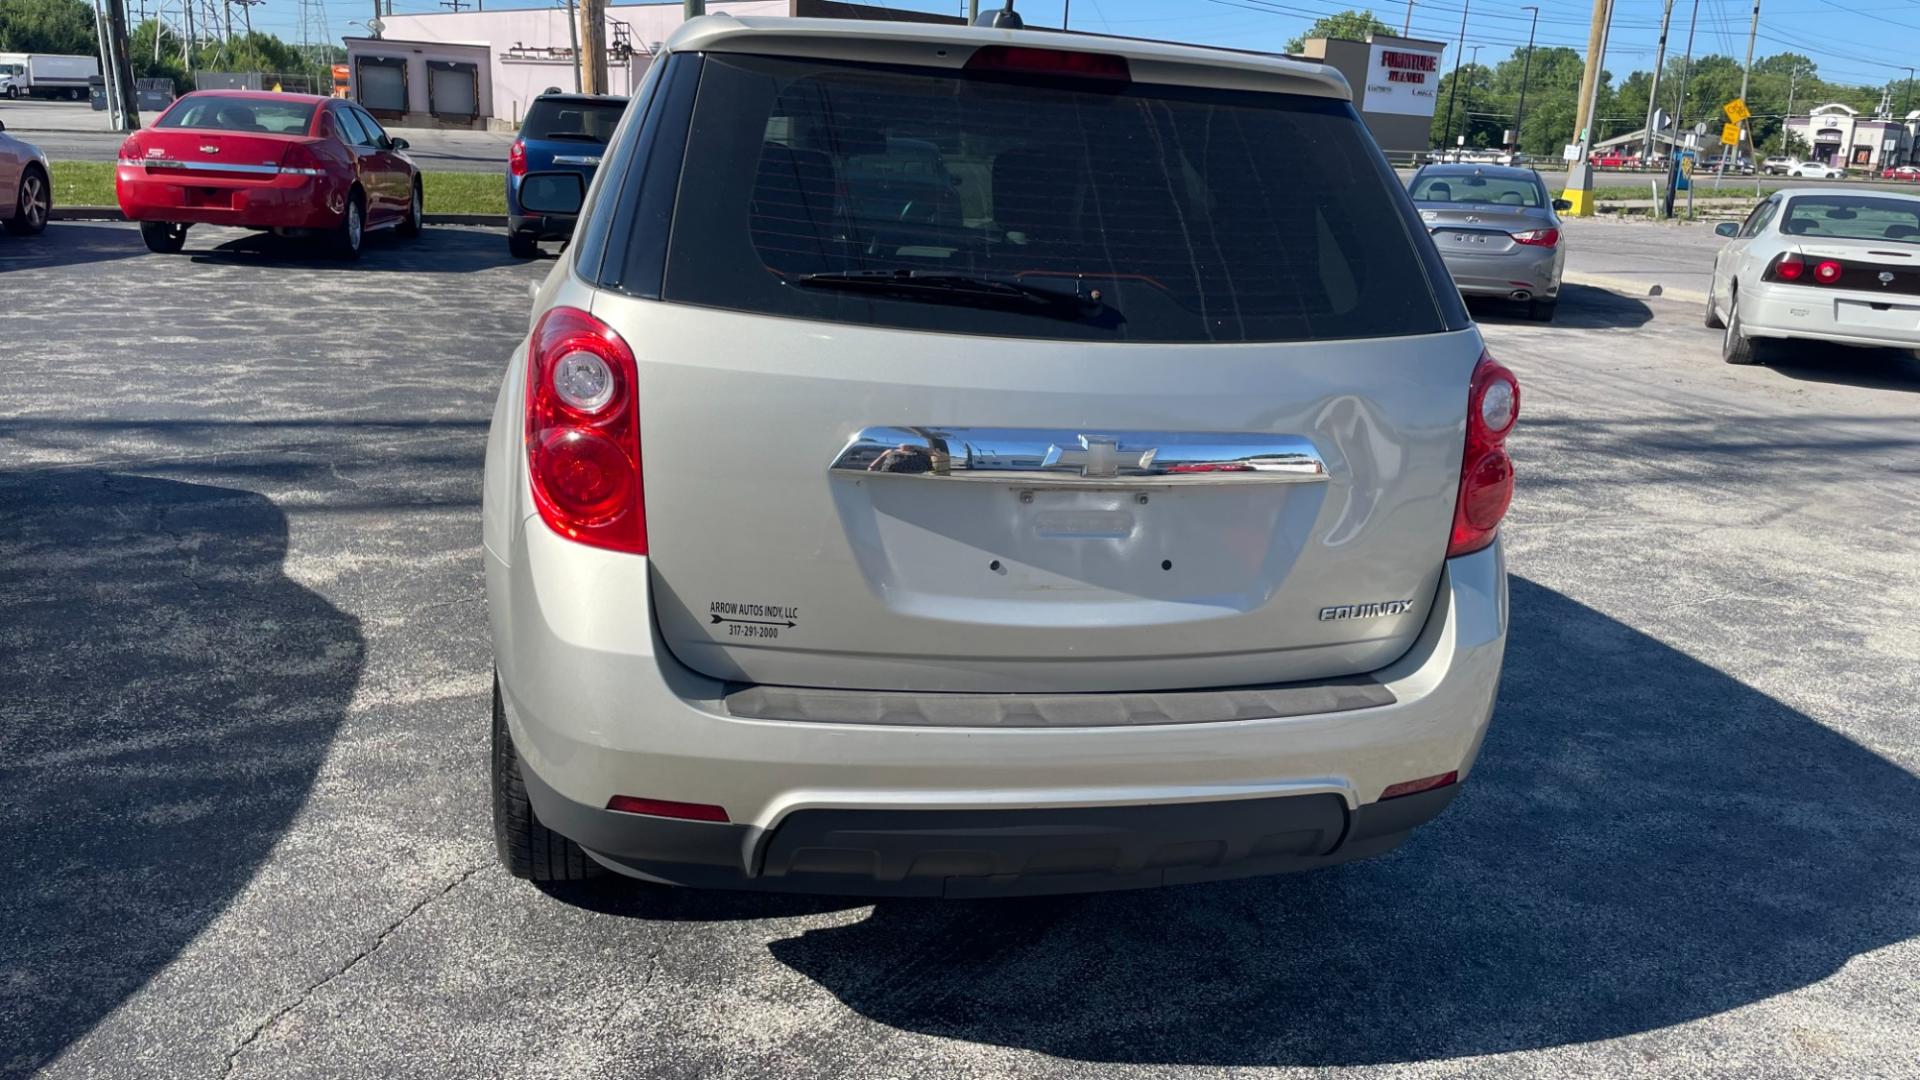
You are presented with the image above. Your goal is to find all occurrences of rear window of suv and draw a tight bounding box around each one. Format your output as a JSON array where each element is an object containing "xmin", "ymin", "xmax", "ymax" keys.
[
  {"xmin": 522, "ymin": 99, "xmax": 626, "ymax": 142},
  {"xmin": 652, "ymin": 53, "xmax": 1449, "ymax": 343}
]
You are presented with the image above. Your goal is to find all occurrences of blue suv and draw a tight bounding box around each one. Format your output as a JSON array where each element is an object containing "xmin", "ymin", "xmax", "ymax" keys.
[{"xmin": 506, "ymin": 93, "xmax": 627, "ymax": 258}]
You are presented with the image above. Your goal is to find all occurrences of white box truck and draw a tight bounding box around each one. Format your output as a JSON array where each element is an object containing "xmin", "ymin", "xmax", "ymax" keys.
[{"xmin": 0, "ymin": 53, "xmax": 101, "ymax": 100}]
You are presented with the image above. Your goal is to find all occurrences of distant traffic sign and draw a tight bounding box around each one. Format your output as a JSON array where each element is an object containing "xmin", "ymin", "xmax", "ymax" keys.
[
  {"xmin": 1694, "ymin": 122, "xmax": 1709, "ymax": 136},
  {"xmin": 1725, "ymin": 98, "xmax": 1751, "ymax": 124},
  {"xmin": 1722, "ymin": 123, "xmax": 1742, "ymax": 146}
]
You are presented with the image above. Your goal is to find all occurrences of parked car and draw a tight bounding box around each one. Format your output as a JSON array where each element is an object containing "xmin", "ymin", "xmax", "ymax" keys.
[
  {"xmin": 1761, "ymin": 156, "xmax": 1796, "ymax": 175},
  {"xmin": 1408, "ymin": 163, "xmax": 1568, "ymax": 321},
  {"xmin": 0, "ymin": 119, "xmax": 50, "ymax": 237},
  {"xmin": 115, "ymin": 91, "xmax": 422, "ymax": 258},
  {"xmin": 1788, "ymin": 161, "xmax": 1846, "ymax": 179},
  {"xmin": 484, "ymin": 18, "xmax": 1517, "ymax": 896},
  {"xmin": 507, "ymin": 92, "xmax": 627, "ymax": 258},
  {"xmin": 1880, "ymin": 164, "xmax": 1920, "ymax": 181},
  {"xmin": 1707, "ymin": 188, "xmax": 1920, "ymax": 363},
  {"xmin": 1590, "ymin": 150, "xmax": 1629, "ymax": 168}
]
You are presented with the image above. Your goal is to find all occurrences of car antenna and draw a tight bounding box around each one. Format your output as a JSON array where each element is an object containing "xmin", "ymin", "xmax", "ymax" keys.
[{"xmin": 975, "ymin": 0, "xmax": 1024, "ymax": 28}]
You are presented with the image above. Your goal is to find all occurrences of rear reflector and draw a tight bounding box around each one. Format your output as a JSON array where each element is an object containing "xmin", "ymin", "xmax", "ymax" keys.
[
  {"xmin": 966, "ymin": 46, "xmax": 1131, "ymax": 81},
  {"xmin": 605, "ymin": 796, "xmax": 730, "ymax": 822},
  {"xmin": 1379, "ymin": 771, "xmax": 1459, "ymax": 800}
]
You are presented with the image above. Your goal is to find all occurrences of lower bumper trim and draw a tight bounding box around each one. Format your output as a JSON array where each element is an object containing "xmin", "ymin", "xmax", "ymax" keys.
[{"xmin": 521, "ymin": 760, "xmax": 1459, "ymax": 898}]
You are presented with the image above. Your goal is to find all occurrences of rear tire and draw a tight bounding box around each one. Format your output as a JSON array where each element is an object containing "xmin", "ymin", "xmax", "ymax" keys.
[
  {"xmin": 492, "ymin": 676, "xmax": 603, "ymax": 882},
  {"xmin": 1721, "ymin": 293, "xmax": 1762, "ymax": 365},
  {"xmin": 508, "ymin": 230, "xmax": 539, "ymax": 259},
  {"xmin": 139, "ymin": 220, "xmax": 187, "ymax": 253},
  {"xmin": 330, "ymin": 191, "xmax": 365, "ymax": 260},
  {"xmin": 1527, "ymin": 298, "xmax": 1557, "ymax": 322},
  {"xmin": 397, "ymin": 179, "xmax": 423, "ymax": 238},
  {"xmin": 5, "ymin": 166, "xmax": 49, "ymax": 236}
]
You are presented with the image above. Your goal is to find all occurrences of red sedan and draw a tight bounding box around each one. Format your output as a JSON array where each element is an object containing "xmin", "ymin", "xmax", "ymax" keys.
[
  {"xmin": 116, "ymin": 91, "xmax": 422, "ymax": 258},
  {"xmin": 1880, "ymin": 164, "xmax": 1920, "ymax": 181}
]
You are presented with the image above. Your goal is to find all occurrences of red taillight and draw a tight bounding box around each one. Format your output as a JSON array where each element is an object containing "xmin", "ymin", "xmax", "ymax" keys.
[
  {"xmin": 1511, "ymin": 227, "xmax": 1560, "ymax": 248},
  {"xmin": 280, "ymin": 140, "xmax": 326, "ymax": 176},
  {"xmin": 1814, "ymin": 259, "xmax": 1843, "ymax": 284},
  {"xmin": 605, "ymin": 796, "xmax": 730, "ymax": 822},
  {"xmin": 1380, "ymin": 771, "xmax": 1459, "ymax": 800},
  {"xmin": 1771, "ymin": 253, "xmax": 1806, "ymax": 281},
  {"xmin": 965, "ymin": 45, "xmax": 1131, "ymax": 81},
  {"xmin": 526, "ymin": 306, "xmax": 645, "ymax": 554},
  {"xmin": 508, "ymin": 137, "xmax": 527, "ymax": 177},
  {"xmin": 1447, "ymin": 354, "xmax": 1519, "ymax": 558},
  {"xmin": 116, "ymin": 134, "xmax": 141, "ymax": 161}
]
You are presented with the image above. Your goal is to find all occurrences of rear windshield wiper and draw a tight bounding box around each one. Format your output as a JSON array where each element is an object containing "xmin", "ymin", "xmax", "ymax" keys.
[{"xmin": 787, "ymin": 269, "xmax": 1118, "ymax": 322}]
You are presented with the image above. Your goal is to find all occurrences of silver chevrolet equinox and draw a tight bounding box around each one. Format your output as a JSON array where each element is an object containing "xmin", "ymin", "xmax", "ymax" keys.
[{"xmin": 483, "ymin": 14, "xmax": 1518, "ymax": 897}]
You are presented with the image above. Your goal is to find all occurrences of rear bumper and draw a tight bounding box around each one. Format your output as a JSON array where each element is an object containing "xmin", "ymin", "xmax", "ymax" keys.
[
  {"xmin": 509, "ymin": 212, "xmax": 578, "ymax": 241},
  {"xmin": 115, "ymin": 165, "xmax": 345, "ymax": 230},
  {"xmin": 1439, "ymin": 246, "xmax": 1563, "ymax": 298},
  {"xmin": 522, "ymin": 760, "xmax": 1459, "ymax": 897},
  {"xmin": 490, "ymin": 512, "xmax": 1509, "ymax": 895},
  {"xmin": 1739, "ymin": 281, "xmax": 1920, "ymax": 350}
]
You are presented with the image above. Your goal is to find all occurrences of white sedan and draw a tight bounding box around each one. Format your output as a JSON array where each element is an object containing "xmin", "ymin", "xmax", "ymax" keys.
[
  {"xmin": 1707, "ymin": 188, "xmax": 1920, "ymax": 363},
  {"xmin": 1788, "ymin": 161, "xmax": 1846, "ymax": 179}
]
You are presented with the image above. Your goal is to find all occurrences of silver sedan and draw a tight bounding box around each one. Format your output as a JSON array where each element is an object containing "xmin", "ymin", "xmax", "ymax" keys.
[{"xmin": 1409, "ymin": 164, "xmax": 1569, "ymax": 321}]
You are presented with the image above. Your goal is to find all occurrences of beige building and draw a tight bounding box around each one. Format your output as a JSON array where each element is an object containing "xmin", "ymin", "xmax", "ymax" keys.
[{"xmin": 1297, "ymin": 34, "xmax": 1447, "ymax": 154}]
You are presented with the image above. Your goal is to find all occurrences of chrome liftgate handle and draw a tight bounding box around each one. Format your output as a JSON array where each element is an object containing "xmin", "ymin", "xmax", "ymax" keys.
[{"xmin": 830, "ymin": 427, "xmax": 1329, "ymax": 486}]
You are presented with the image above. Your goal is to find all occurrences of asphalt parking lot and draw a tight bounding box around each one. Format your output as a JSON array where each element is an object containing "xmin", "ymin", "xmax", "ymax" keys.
[{"xmin": 3, "ymin": 220, "xmax": 1918, "ymax": 1079}]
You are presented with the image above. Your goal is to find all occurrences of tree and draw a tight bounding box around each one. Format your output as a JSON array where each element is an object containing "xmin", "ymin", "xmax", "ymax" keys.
[
  {"xmin": 0, "ymin": 0, "xmax": 98, "ymax": 54},
  {"xmin": 1286, "ymin": 10, "xmax": 1394, "ymax": 54}
]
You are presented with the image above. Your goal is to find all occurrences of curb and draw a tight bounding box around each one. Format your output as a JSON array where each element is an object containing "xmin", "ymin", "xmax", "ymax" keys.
[
  {"xmin": 50, "ymin": 206, "xmax": 507, "ymax": 227},
  {"xmin": 1562, "ymin": 271, "xmax": 1709, "ymax": 305}
]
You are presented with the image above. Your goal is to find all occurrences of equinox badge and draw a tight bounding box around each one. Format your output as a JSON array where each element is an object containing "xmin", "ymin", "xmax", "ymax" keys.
[{"xmin": 1319, "ymin": 600, "xmax": 1415, "ymax": 621}]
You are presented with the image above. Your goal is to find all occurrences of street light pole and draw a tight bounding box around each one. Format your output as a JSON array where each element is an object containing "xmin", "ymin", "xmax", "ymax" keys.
[
  {"xmin": 1463, "ymin": 44, "xmax": 1484, "ymax": 156},
  {"xmin": 1403, "ymin": 0, "xmax": 1415, "ymax": 36},
  {"xmin": 1515, "ymin": 7, "xmax": 1538, "ymax": 153},
  {"xmin": 1441, "ymin": 0, "xmax": 1470, "ymax": 160},
  {"xmin": 1671, "ymin": 0, "xmax": 1700, "ymax": 154}
]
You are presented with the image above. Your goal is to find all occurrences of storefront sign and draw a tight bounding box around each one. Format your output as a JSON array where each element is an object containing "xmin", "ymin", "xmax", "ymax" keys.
[{"xmin": 1365, "ymin": 44, "xmax": 1443, "ymax": 117}]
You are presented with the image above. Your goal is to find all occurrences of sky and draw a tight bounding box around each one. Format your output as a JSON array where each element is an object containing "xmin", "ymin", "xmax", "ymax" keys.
[{"xmin": 232, "ymin": 0, "xmax": 1920, "ymax": 95}]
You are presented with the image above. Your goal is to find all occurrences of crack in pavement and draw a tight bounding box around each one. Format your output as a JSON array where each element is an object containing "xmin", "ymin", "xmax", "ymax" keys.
[{"xmin": 219, "ymin": 863, "xmax": 485, "ymax": 1079}]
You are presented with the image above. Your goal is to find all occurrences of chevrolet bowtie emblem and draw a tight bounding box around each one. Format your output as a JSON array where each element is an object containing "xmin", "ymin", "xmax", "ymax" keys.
[{"xmin": 1043, "ymin": 435, "xmax": 1157, "ymax": 478}]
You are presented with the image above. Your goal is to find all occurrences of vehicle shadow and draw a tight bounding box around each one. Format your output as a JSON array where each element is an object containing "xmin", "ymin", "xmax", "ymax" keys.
[
  {"xmin": 1470, "ymin": 283, "xmax": 1653, "ymax": 330},
  {"xmin": 184, "ymin": 223, "xmax": 519, "ymax": 273},
  {"xmin": 0, "ymin": 471, "xmax": 364, "ymax": 1077},
  {"xmin": 0, "ymin": 221, "xmax": 149, "ymax": 273},
  {"xmin": 1763, "ymin": 340, "xmax": 1920, "ymax": 393},
  {"xmin": 759, "ymin": 576, "xmax": 1920, "ymax": 1067}
]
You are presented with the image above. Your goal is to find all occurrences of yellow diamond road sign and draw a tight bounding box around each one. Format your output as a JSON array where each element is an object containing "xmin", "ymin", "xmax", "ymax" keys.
[
  {"xmin": 1722, "ymin": 123, "xmax": 1742, "ymax": 146},
  {"xmin": 1725, "ymin": 98, "xmax": 1751, "ymax": 124}
]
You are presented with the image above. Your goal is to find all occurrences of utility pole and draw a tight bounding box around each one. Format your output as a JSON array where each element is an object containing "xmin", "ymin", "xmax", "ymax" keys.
[
  {"xmin": 580, "ymin": 0, "xmax": 606, "ymax": 94},
  {"xmin": 1062, "ymin": 0, "xmax": 1069, "ymax": 29},
  {"xmin": 1642, "ymin": 0, "xmax": 1675, "ymax": 163},
  {"xmin": 683, "ymin": 0, "xmax": 702, "ymax": 16},
  {"xmin": 969, "ymin": 0, "xmax": 980, "ymax": 21},
  {"xmin": 1515, "ymin": 6, "xmax": 1538, "ymax": 152},
  {"xmin": 1671, "ymin": 0, "xmax": 1699, "ymax": 139},
  {"xmin": 1441, "ymin": 0, "xmax": 1470, "ymax": 162},
  {"xmin": 1716, "ymin": 0, "xmax": 1758, "ymax": 188},
  {"xmin": 565, "ymin": 0, "xmax": 581, "ymax": 92},
  {"xmin": 1563, "ymin": 0, "xmax": 1614, "ymax": 216},
  {"xmin": 103, "ymin": 0, "xmax": 141, "ymax": 129},
  {"xmin": 1403, "ymin": 0, "xmax": 1415, "ymax": 36}
]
